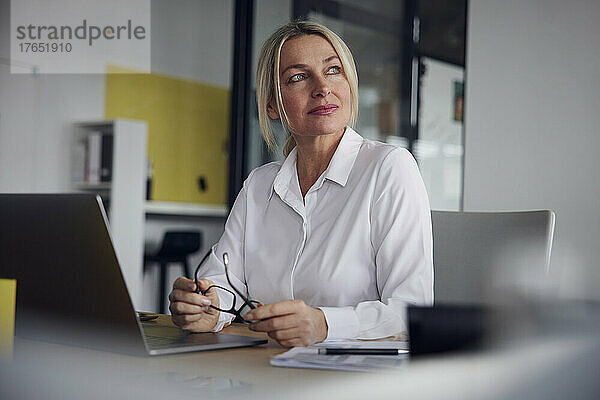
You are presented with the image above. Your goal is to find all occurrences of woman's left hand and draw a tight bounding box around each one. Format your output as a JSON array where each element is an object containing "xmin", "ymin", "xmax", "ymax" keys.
[{"xmin": 244, "ymin": 300, "xmax": 328, "ymax": 347}]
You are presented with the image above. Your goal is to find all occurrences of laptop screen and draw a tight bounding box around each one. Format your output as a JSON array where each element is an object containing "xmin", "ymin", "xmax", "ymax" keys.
[{"xmin": 0, "ymin": 193, "xmax": 146, "ymax": 354}]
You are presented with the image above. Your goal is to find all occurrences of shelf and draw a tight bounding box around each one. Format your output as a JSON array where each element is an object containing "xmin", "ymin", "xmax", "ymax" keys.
[
  {"xmin": 73, "ymin": 120, "xmax": 115, "ymax": 128},
  {"xmin": 73, "ymin": 182, "xmax": 111, "ymax": 190},
  {"xmin": 144, "ymin": 201, "xmax": 228, "ymax": 217}
]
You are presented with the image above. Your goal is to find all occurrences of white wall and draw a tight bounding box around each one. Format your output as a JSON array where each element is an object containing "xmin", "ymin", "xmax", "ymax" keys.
[
  {"xmin": 464, "ymin": 0, "xmax": 600, "ymax": 299},
  {"xmin": 0, "ymin": 0, "xmax": 106, "ymax": 192},
  {"xmin": 1, "ymin": 0, "xmax": 233, "ymax": 193},
  {"xmin": 0, "ymin": 70, "xmax": 106, "ymax": 192}
]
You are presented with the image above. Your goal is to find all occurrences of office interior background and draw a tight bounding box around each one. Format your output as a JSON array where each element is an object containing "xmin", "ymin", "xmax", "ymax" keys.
[{"xmin": 1, "ymin": 0, "xmax": 599, "ymax": 315}]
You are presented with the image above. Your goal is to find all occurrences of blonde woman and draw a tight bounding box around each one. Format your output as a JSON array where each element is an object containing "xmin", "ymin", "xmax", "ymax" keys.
[{"xmin": 168, "ymin": 20, "xmax": 433, "ymax": 347}]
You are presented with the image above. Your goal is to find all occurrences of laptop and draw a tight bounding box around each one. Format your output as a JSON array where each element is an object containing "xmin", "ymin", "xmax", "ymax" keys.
[{"xmin": 0, "ymin": 193, "xmax": 267, "ymax": 356}]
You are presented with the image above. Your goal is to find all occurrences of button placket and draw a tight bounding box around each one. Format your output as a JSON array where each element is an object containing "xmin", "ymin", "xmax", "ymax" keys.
[
  {"xmin": 290, "ymin": 186, "xmax": 325, "ymax": 298},
  {"xmin": 277, "ymin": 188, "xmax": 307, "ymax": 300},
  {"xmin": 273, "ymin": 182, "xmax": 307, "ymax": 300},
  {"xmin": 289, "ymin": 213, "xmax": 307, "ymax": 300}
]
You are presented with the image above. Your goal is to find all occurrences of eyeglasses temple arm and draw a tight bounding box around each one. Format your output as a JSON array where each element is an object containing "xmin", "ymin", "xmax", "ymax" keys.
[
  {"xmin": 223, "ymin": 253, "xmax": 257, "ymax": 310},
  {"xmin": 193, "ymin": 249, "xmax": 213, "ymax": 294}
]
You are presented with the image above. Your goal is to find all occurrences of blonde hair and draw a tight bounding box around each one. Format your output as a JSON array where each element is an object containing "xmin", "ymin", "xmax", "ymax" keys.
[{"xmin": 256, "ymin": 20, "xmax": 359, "ymax": 157}]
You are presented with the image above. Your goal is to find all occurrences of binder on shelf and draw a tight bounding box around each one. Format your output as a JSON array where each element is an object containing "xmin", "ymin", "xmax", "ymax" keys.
[
  {"xmin": 100, "ymin": 134, "xmax": 113, "ymax": 182},
  {"xmin": 86, "ymin": 131, "xmax": 102, "ymax": 184},
  {"xmin": 72, "ymin": 140, "xmax": 87, "ymax": 183}
]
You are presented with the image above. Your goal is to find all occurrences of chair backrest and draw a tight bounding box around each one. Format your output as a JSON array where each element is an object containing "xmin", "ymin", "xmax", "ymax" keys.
[
  {"xmin": 156, "ymin": 231, "xmax": 201, "ymax": 258},
  {"xmin": 431, "ymin": 210, "xmax": 555, "ymax": 305}
]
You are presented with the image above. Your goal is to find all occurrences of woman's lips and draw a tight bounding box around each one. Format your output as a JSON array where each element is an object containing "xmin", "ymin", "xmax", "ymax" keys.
[{"xmin": 308, "ymin": 104, "xmax": 339, "ymax": 115}]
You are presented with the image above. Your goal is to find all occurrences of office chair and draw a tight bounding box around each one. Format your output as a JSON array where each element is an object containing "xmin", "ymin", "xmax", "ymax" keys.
[
  {"xmin": 144, "ymin": 231, "xmax": 202, "ymax": 314},
  {"xmin": 409, "ymin": 210, "xmax": 555, "ymax": 357},
  {"xmin": 431, "ymin": 210, "xmax": 555, "ymax": 305}
]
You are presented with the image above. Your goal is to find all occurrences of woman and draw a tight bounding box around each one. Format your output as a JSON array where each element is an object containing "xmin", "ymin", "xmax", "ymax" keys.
[{"xmin": 169, "ymin": 20, "xmax": 433, "ymax": 348}]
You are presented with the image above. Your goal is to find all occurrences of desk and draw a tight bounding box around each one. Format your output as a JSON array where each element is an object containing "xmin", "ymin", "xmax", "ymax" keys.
[
  {"xmin": 4, "ymin": 315, "xmax": 600, "ymax": 400},
  {"xmin": 8, "ymin": 316, "xmax": 378, "ymax": 400}
]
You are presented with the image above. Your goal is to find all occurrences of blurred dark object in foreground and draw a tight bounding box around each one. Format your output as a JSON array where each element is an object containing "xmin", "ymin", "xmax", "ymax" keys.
[
  {"xmin": 408, "ymin": 301, "xmax": 600, "ymax": 358},
  {"xmin": 408, "ymin": 304, "xmax": 487, "ymax": 357}
]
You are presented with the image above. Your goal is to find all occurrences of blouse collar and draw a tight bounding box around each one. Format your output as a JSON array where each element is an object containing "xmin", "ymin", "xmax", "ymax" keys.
[{"xmin": 270, "ymin": 126, "xmax": 364, "ymax": 202}]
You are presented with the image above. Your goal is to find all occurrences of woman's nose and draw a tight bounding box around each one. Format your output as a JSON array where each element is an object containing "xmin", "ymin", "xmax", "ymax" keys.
[{"xmin": 311, "ymin": 79, "xmax": 331, "ymax": 98}]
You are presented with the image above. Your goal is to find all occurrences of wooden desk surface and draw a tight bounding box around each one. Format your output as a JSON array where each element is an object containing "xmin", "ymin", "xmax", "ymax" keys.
[{"xmin": 9, "ymin": 314, "xmax": 378, "ymax": 400}]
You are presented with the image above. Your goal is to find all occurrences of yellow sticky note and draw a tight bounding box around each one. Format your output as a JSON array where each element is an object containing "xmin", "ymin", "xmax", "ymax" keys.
[{"xmin": 0, "ymin": 278, "xmax": 17, "ymax": 359}]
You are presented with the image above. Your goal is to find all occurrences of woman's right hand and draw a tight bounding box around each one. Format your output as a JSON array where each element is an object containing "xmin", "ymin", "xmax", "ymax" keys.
[{"xmin": 169, "ymin": 277, "xmax": 220, "ymax": 332}]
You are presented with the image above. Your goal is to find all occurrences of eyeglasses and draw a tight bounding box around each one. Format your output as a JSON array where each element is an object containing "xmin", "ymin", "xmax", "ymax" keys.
[{"xmin": 193, "ymin": 250, "xmax": 260, "ymax": 321}]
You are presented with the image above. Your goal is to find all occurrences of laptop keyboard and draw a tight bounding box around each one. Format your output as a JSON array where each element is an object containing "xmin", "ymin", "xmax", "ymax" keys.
[{"xmin": 143, "ymin": 334, "xmax": 181, "ymax": 349}]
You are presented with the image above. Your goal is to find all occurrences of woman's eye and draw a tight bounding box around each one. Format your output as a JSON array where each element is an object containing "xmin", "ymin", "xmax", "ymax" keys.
[
  {"xmin": 288, "ymin": 73, "xmax": 306, "ymax": 83},
  {"xmin": 326, "ymin": 65, "xmax": 341, "ymax": 74}
]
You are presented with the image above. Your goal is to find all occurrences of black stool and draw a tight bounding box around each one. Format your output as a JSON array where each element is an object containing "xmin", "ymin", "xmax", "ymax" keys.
[{"xmin": 144, "ymin": 231, "xmax": 202, "ymax": 314}]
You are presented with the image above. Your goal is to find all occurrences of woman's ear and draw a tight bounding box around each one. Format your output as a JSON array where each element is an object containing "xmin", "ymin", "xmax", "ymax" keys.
[{"xmin": 267, "ymin": 102, "xmax": 280, "ymax": 120}]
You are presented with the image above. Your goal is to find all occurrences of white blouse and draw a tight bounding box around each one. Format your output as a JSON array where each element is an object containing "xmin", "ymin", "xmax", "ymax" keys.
[{"xmin": 200, "ymin": 127, "xmax": 433, "ymax": 339}]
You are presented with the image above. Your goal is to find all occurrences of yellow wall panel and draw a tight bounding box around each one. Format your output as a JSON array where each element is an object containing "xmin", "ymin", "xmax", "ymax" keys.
[
  {"xmin": 105, "ymin": 66, "xmax": 229, "ymax": 205},
  {"xmin": 0, "ymin": 278, "xmax": 16, "ymax": 359}
]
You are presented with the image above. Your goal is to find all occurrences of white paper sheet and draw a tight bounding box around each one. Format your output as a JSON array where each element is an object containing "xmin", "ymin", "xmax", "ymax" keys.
[{"xmin": 270, "ymin": 340, "xmax": 409, "ymax": 372}]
